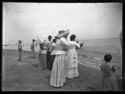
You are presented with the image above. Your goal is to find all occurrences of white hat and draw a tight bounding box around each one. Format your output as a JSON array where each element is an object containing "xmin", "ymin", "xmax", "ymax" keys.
[{"xmin": 55, "ymin": 30, "xmax": 70, "ymax": 38}]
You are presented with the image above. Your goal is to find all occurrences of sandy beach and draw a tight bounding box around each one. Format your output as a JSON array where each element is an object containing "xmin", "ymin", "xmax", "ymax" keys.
[
  {"xmin": 3, "ymin": 2, "xmax": 122, "ymax": 91},
  {"xmin": 2, "ymin": 39, "xmax": 122, "ymax": 91},
  {"xmin": 2, "ymin": 38, "xmax": 122, "ymax": 91}
]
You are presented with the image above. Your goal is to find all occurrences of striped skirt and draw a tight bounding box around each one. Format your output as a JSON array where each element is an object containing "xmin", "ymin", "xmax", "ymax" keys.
[{"xmin": 50, "ymin": 54, "xmax": 68, "ymax": 87}]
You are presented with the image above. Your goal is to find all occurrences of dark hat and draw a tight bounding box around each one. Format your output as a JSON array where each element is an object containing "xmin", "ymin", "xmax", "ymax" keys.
[
  {"xmin": 18, "ymin": 40, "xmax": 22, "ymax": 43},
  {"xmin": 32, "ymin": 39, "xmax": 36, "ymax": 42}
]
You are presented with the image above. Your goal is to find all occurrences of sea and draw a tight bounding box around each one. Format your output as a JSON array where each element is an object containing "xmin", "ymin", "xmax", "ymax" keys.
[{"xmin": 3, "ymin": 38, "xmax": 122, "ymax": 55}]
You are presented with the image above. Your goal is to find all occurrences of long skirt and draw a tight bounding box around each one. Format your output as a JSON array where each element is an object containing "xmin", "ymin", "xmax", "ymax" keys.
[
  {"xmin": 66, "ymin": 67, "xmax": 79, "ymax": 79},
  {"xmin": 39, "ymin": 54, "xmax": 47, "ymax": 69},
  {"xmin": 103, "ymin": 73, "xmax": 119, "ymax": 91},
  {"xmin": 50, "ymin": 54, "xmax": 68, "ymax": 87},
  {"xmin": 67, "ymin": 50, "xmax": 79, "ymax": 78}
]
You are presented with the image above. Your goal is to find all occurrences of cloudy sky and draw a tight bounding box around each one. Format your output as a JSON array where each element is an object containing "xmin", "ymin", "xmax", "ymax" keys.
[{"xmin": 3, "ymin": 3, "xmax": 122, "ymax": 44}]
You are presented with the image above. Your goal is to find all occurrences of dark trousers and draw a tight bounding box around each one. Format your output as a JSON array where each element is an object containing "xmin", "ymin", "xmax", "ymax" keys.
[
  {"xmin": 47, "ymin": 51, "xmax": 55, "ymax": 70},
  {"xmin": 47, "ymin": 51, "xmax": 51, "ymax": 69},
  {"xmin": 48, "ymin": 55, "xmax": 55, "ymax": 70}
]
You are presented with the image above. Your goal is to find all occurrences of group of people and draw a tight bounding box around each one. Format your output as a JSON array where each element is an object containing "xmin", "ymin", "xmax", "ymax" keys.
[
  {"xmin": 38, "ymin": 30, "xmax": 81, "ymax": 87},
  {"xmin": 17, "ymin": 30, "xmax": 82, "ymax": 88},
  {"xmin": 17, "ymin": 30, "xmax": 122, "ymax": 91}
]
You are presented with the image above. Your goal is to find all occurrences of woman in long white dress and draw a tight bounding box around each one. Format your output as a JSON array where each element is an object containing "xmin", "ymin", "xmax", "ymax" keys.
[
  {"xmin": 50, "ymin": 30, "xmax": 70, "ymax": 87},
  {"xmin": 67, "ymin": 34, "xmax": 80, "ymax": 78}
]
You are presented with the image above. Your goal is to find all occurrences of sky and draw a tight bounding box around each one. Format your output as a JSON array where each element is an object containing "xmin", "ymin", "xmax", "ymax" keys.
[{"xmin": 2, "ymin": 3, "xmax": 122, "ymax": 45}]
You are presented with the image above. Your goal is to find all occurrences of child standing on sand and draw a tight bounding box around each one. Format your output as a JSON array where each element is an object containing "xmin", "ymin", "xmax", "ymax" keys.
[
  {"xmin": 100, "ymin": 54, "xmax": 119, "ymax": 91},
  {"xmin": 18, "ymin": 40, "xmax": 23, "ymax": 61}
]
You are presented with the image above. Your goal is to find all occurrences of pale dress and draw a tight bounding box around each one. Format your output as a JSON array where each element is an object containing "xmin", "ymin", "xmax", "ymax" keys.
[
  {"xmin": 39, "ymin": 49, "xmax": 47, "ymax": 69},
  {"xmin": 50, "ymin": 37, "xmax": 69, "ymax": 87},
  {"xmin": 67, "ymin": 41, "xmax": 80, "ymax": 78},
  {"xmin": 31, "ymin": 42, "xmax": 37, "ymax": 58}
]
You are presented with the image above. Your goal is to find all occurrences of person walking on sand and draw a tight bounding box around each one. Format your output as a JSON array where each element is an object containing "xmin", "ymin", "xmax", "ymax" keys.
[
  {"xmin": 66, "ymin": 34, "xmax": 80, "ymax": 79},
  {"xmin": 50, "ymin": 30, "xmax": 70, "ymax": 87},
  {"xmin": 31, "ymin": 39, "xmax": 36, "ymax": 58},
  {"xmin": 18, "ymin": 40, "xmax": 23, "ymax": 61},
  {"xmin": 100, "ymin": 54, "xmax": 119, "ymax": 91},
  {"xmin": 39, "ymin": 40, "xmax": 48, "ymax": 70}
]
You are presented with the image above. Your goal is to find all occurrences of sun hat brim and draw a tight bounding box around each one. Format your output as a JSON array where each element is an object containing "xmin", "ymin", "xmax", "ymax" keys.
[{"xmin": 55, "ymin": 30, "xmax": 70, "ymax": 38}]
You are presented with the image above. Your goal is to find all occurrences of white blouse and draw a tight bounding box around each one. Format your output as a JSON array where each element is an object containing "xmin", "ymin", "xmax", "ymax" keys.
[
  {"xmin": 68, "ymin": 41, "xmax": 80, "ymax": 50},
  {"xmin": 51, "ymin": 37, "xmax": 70, "ymax": 55}
]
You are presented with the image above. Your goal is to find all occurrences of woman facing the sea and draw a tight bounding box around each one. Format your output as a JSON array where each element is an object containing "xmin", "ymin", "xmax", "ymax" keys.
[
  {"xmin": 50, "ymin": 30, "xmax": 70, "ymax": 87},
  {"xmin": 67, "ymin": 34, "xmax": 80, "ymax": 79}
]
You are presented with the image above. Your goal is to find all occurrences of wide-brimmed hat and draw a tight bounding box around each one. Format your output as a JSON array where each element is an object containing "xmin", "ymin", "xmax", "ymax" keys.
[{"xmin": 55, "ymin": 30, "xmax": 70, "ymax": 38}]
